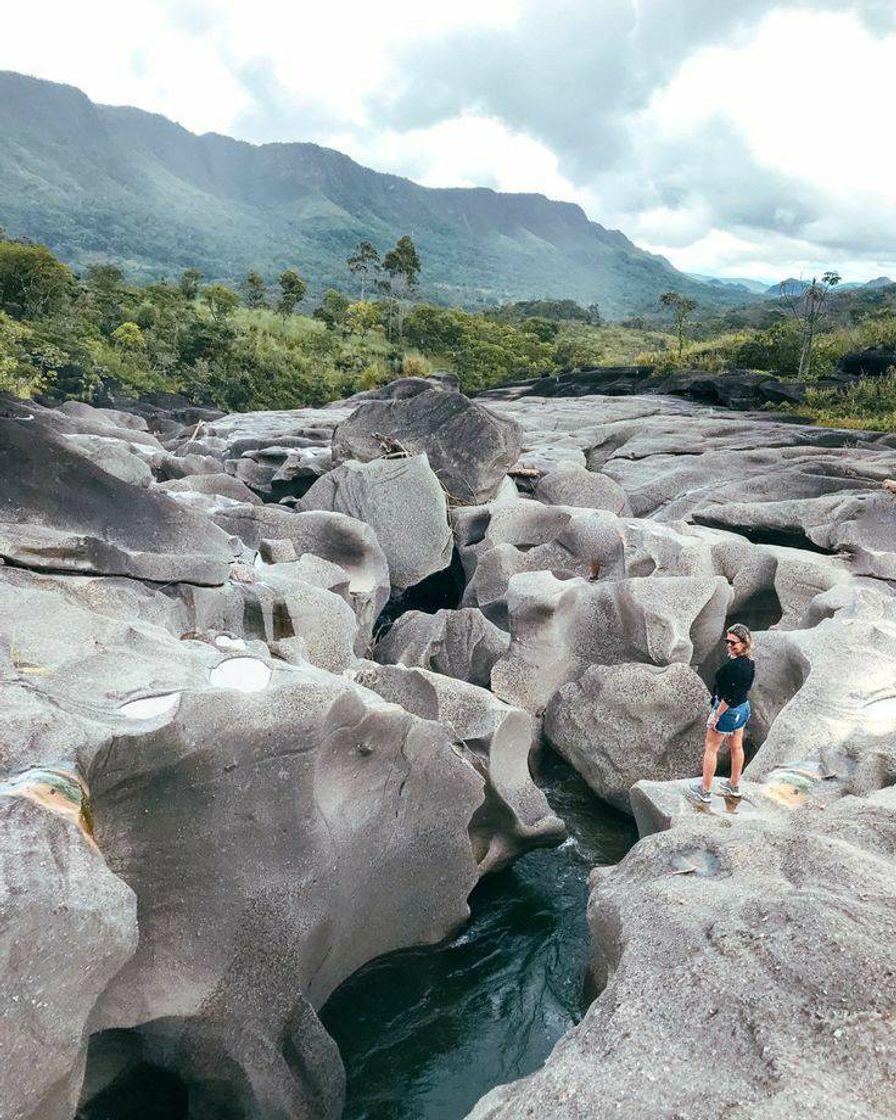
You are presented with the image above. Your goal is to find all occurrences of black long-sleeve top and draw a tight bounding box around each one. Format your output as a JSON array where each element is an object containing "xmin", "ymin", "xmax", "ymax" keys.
[{"xmin": 712, "ymin": 656, "xmax": 755, "ymax": 707}]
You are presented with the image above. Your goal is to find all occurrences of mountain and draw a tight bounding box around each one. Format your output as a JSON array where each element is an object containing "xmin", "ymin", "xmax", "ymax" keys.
[
  {"xmin": 687, "ymin": 273, "xmax": 771, "ymax": 294},
  {"xmin": 765, "ymin": 276, "xmax": 895, "ymax": 297},
  {"xmin": 838, "ymin": 276, "xmax": 894, "ymax": 291},
  {"xmin": 0, "ymin": 71, "xmax": 751, "ymax": 318}
]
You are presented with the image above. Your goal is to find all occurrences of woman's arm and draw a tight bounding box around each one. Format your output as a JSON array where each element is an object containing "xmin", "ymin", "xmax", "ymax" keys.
[{"xmin": 708, "ymin": 698, "xmax": 729, "ymax": 728}]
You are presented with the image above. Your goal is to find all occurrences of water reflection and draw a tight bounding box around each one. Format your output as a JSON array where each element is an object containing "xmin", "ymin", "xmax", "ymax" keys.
[{"xmin": 320, "ymin": 750, "xmax": 637, "ymax": 1120}]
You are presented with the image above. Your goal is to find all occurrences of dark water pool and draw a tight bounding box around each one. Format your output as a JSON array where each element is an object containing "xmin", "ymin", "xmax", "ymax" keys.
[{"xmin": 319, "ymin": 750, "xmax": 638, "ymax": 1120}]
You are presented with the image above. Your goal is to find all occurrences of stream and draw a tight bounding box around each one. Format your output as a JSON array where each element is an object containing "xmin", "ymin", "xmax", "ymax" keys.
[{"xmin": 320, "ymin": 750, "xmax": 638, "ymax": 1120}]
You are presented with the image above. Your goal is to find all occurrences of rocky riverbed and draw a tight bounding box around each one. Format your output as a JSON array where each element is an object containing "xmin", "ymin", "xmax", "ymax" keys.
[{"xmin": 1, "ymin": 374, "xmax": 894, "ymax": 1120}]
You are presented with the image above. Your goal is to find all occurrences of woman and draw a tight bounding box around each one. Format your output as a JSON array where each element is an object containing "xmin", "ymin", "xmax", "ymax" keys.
[{"xmin": 690, "ymin": 623, "xmax": 755, "ymax": 803}]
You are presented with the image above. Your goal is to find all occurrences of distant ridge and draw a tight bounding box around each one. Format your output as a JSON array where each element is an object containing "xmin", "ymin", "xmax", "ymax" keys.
[{"xmin": 0, "ymin": 70, "xmax": 753, "ymax": 317}]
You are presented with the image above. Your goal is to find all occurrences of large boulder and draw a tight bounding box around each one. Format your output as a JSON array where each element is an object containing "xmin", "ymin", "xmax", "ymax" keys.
[
  {"xmin": 694, "ymin": 489, "xmax": 896, "ymax": 579},
  {"xmin": 535, "ymin": 464, "xmax": 631, "ymax": 514},
  {"xmin": 0, "ymin": 409, "xmax": 238, "ymax": 585},
  {"xmin": 301, "ymin": 455, "xmax": 453, "ymax": 591},
  {"xmin": 332, "ymin": 389, "xmax": 522, "ymax": 504},
  {"xmin": 467, "ymin": 789, "xmax": 896, "ymax": 1120},
  {"xmin": 213, "ymin": 505, "xmax": 390, "ymax": 643},
  {"xmin": 1, "ymin": 776, "xmax": 137, "ymax": 1120},
  {"xmin": 545, "ymin": 662, "xmax": 709, "ymax": 812},
  {"xmin": 374, "ymin": 607, "xmax": 509, "ymax": 688},
  {"xmin": 837, "ymin": 344, "xmax": 896, "ymax": 378},
  {"xmin": 491, "ymin": 570, "xmax": 733, "ymax": 712},
  {"xmin": 457, "ymin": 503, "xmax": 626, "ymax": 625}
]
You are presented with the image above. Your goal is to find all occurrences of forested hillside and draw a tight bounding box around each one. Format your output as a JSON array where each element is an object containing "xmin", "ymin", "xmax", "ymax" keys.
[{"xmin": 0, "ymin": 70, "xmax": 748, "ymax": 318}]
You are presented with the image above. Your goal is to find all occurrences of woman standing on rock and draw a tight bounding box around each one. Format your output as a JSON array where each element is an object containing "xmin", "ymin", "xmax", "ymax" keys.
[{"xmin": 691, "ymin": 624, "xmax": 755, "ymax": 803}]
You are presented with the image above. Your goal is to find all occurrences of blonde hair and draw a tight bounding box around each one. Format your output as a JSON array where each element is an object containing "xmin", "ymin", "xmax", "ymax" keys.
[{"xmin": 726, "ymin": 623, "xmax": 754, "ymax": 656}]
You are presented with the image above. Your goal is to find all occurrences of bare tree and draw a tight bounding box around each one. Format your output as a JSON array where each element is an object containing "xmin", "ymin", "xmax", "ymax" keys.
[{"xmin": 779, "ymin": 272, "xmax": 841, "ymax": 379}]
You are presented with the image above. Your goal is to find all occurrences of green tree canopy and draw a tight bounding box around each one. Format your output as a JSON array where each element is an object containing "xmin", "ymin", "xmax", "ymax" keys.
[
  {"xmin": 241, "ymin": 270, "xmax": 269, "ymax": 309},
  {"xmin": 277, "ymin": 269, "xmax": 307, "ymax": 317},
  {"xmin": 202, "ymin": 284, "xmax": 240, "ymax": 323},
  {"xmin": 383, "ymin": 235, "xmax": 421, "ymax": 294},
  {"xmin": 313, "ymin": 289, "xmax": 351, "ymax": 330},
  {"xmin": 179, "ymin": 268, "xmax": 203, "ymax": 300},
  {"xmin": 0, "ymin": 240, "xmax": 74, "ymax": 319}
]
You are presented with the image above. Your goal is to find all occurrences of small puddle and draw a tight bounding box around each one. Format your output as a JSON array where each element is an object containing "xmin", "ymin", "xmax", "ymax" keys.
[
  {"xmin": 320, "ymin": 750, "xmax": 637, "ymax": 1120},
  {"xmin": 119, "ymin": 694, "xmax": 181, "ymax": 721},
  {"xmin": 208, "ymin": 656, "xmax": 272, "ymax": 692}
]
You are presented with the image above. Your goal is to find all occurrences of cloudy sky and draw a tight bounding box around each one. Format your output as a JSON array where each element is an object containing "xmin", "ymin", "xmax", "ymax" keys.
[{"xmin": 3, "ymin": 0, "xmax": 895, "ymax": 281}]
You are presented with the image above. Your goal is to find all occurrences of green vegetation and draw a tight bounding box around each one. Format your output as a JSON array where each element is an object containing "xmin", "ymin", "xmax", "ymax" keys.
[
  {"xmin": 0, "ymin": 233, "xmax": 893, "ymax": 429},
  {"xmin": 800, "ymin": 373, "xmax": 896, "ymax": 431}
]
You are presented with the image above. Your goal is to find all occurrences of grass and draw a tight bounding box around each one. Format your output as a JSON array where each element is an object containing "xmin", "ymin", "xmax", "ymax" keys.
[{"xmin": 793, "ymin": 372, "xmax": 896, "ymax": 431}]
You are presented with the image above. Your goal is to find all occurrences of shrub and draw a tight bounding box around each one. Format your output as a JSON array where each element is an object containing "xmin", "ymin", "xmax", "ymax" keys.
[{"xmin": 401, "ymin": 354, "xmax": 428, "ymax": 377}]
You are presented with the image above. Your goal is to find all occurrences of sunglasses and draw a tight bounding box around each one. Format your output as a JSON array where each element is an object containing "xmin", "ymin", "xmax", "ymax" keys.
[{"xmin": 726, "ymin": 638, "xmax": 740, "ymax": 646}]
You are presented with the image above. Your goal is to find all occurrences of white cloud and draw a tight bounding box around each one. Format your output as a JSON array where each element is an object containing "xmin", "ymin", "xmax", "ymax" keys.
[
  {"xmin": 601, "ymin": 9, "xmax": 896, "ymax": 278},
  {"xmin": 326, "ymin": 115, "xmax": 582, "ymax": 200},
  {"xmin": 0, "ymin": 2, "xmax": 252, "ymax": 135}
]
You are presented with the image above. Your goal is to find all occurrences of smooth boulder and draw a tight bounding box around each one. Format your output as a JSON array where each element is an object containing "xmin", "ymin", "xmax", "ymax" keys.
[
  {"xmin": 332, "ymin": 389, "xmax": 522, "ymax": 504},
  {"xmin": 545, "ymin": 662, "xmax": 709, "ymax": 811},
  {"xmin": 301, "ymin": 454, "xmax": 453, "ymax": 591}
]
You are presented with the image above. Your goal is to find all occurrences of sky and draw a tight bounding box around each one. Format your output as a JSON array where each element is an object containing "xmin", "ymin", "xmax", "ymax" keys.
[{"xmin": 3, "ymin": 0, "xmax": 895, "ymax": 282}]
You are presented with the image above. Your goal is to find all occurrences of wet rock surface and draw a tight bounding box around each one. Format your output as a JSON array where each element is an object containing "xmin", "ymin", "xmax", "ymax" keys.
[{"xmin": 1, "ymin": 381, "xmax": 895, "ymax": 1120}]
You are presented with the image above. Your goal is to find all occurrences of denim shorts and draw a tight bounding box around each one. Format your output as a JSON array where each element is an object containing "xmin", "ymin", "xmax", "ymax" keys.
[{"xmin": 712, "ymin": 700, "xmax": 750, "ymax": 734}]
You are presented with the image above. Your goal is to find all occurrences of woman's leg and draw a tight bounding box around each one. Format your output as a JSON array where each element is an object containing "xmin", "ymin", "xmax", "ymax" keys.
[
  {"xmin": 729, "ymin": 727, "xmax": 745, "ymax": 787},
  {"xmin": 701, "ymin": 728, "xmax": 726, "ymax": 792}
]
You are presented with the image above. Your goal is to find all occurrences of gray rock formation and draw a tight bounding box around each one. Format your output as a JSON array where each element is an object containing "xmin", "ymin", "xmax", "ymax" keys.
[
  {"xmin": 352, "ymin": 662, "xmax": 566, "ymax": 871},
  {"xmin": 1, "ymin": 774, "xmax": 137, "ymax": 1120},
  {"xmin": 545, "ymin": 662, "xmax": 708, "ymax": 811},
  {"xmin": 374, "ymin": 607, "xmax": 509, "ymax": 687},
  {"xmin": 535, "ymin": 463, "xmax": 631, "ymax": 514},
  {"xmin": 213, "ymin": 504, "xmax": 390, "ymax": 644},
  {"xmin": 4, "ymin": 382, "xmax": 896, "ymax": 1120},
  {"xmin": 332, "ymin": 388, "xmax": 522, "ymax": 503},
  {"xmin": 467, "ymin": 788, "xmax": 896, "ymax": 1120},
  {"xmin": 83, "ymin": 669, "xmax": 486, "ymax": 1118},
  {"xmin": 456, "ymin": 502, "xmax": 627, "ymax": 625},
  {"xmin": 491, "ymin": 570, "xmax": 733, "ymax": 712},
  {"xmin": 0, "ymin": 409, "xmax": 239, "ymax": 585},
  {"xmin": 301, "ymin": 454, "xmax": 453, "ymax": 591}
]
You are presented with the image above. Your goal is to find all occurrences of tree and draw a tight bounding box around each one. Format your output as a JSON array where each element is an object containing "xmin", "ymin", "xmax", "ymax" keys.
[
  {"xmin": 179, "ymin": 268, "xmax": 203, "ymax": 300},
  {"xmin": 111, "ymin": 321, "xmax": 145, "ymax": 350},
  {"xmin": 521, "ymin": 316, "xmax": 559, "ymax": 342},
  {"xmin": 202, "ymin": 283, "xmax": 240, "ymax": 324},
  {"xmin": 85, "ymin": 263, "xmax": 130, "ymax": 334},
  {"xmin": 587, "ymin": 302, "xmax": 602, "ymax": 326},
  {"xmin": 779, "ymin": 271, "xmax": 841, "ymax": 379},
  {"xmin": 345, "ymin": 300, "xmax": 380, "ymax": 336},
  {"xmin": 347, "ymin": 240, "xmax": 381, "ymax": 300},
  {"xmin": 241, "ymin": 270, "xmax": 269, "ymax": 309},
  {"xmin": 276, "ymin": 269, "xmax": 307, "ymax": 317},
  {"xmin": 313, "ymin": 288, "xmax": 350, "ymax": 330},
  {"xmin": 381, "ymin": 235, "xmax": 421, "ymax": 342},
  {"xmin": 659, "ymin": 291, "xmax": 698, "ymax": 362},
  {"xmin": 0, "ymin": 241, "xmax": 73, "ymax": 319}
]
